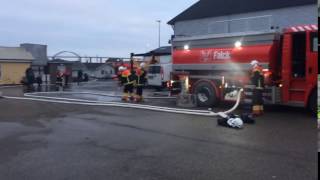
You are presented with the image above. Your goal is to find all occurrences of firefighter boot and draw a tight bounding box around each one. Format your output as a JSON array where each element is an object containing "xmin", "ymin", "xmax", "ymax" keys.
[
  {"xmin": 129, "ymin": 93, "xmax": 135, "ymax": 101},
  {"xmin": 259, "ymin": 105, "xmax": 264, "ymax": 115},
  {"xmin": 252, "ymin": 105, "xmax": 262, "ymax": 116},
  {"xmin": 134, "ymin": 95, "xmax": 141, "ymax": 103},
  {"xmin": 122, "ymin": 93, "xmax": 129, "ymax": 102}
]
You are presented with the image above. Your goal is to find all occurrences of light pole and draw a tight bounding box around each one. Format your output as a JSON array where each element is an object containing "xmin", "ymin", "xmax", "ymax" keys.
[{"xmin": 156, "ymin": 20, "xmax": 161, "ymax": 48}]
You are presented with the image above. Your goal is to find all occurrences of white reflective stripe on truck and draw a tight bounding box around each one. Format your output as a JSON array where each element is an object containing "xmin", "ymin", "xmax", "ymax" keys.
[{"xmin": 173, "ymin": 63, "xmax": 269, "ymax": 71}]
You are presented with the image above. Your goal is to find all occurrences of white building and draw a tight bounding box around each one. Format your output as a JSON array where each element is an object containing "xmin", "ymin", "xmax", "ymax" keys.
[{"xmin": 168, "ymin": 0, "xmax": 317, "ymax": 36}]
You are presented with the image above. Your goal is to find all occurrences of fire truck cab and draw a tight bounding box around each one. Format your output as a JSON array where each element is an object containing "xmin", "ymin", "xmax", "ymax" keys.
[{"xmin": 169, "ymin": 25, "xmax": 318, "ymax": 111}]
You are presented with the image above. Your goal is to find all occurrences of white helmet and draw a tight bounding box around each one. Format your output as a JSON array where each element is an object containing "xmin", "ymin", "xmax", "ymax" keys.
[
  {"xmin": 140, "ymin": 62, "xmax": 146, "ymax": 69},
  {"xmin": 118, "ymin": 66, "xmax": 127, "ymax": 71},
  {"xmin": 250, "ymin": 60, "xmax": 259, "ymax": 67},
  {"xmin": 227, "ymin": 118, "xmax": 244, "ymax": 129}
]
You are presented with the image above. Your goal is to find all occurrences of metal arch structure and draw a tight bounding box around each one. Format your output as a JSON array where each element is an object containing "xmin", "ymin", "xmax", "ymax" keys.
[
  {"xmin": 49, "ymin": 51, "xmax": 132, "ymax": 63},
  {"xmin": 52, "ymin": 51, "xmax": 82, "ymax": 61}
]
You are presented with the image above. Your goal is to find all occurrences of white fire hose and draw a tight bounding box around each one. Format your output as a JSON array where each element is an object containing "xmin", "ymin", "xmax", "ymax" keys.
[
  {"xmin": 25, "ymin": 91, "xmax": 176, "ymax": 99},
  {"xmin": 2, "ymin": 89, "xmax": 244, "ymax": 117}
]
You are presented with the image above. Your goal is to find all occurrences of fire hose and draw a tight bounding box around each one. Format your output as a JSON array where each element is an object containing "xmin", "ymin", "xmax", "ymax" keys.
[
  {"xmin": 2, "ymin": 89, "xmax": 243, "ymax": 117},
  {"xmin": 25, "ymin": 91, "xmax": 176, "ymax": 99}
]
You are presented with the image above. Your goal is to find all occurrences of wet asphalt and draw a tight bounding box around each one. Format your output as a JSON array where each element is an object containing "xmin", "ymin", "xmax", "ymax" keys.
[
  {"xmin": 318, "ymin": 80, "xmax": 320, "ymax": 152},
  {"xmin": 0, "ymin": 81, "xmax": 318, "ymax": 180}
]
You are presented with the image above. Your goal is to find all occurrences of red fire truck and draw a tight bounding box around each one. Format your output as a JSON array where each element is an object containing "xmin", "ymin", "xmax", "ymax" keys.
[{"xmin": 169, "ymin": 24, "xmax": 318, "ymax": 112}]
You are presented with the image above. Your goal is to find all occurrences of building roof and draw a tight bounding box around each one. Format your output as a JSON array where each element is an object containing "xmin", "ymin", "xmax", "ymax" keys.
[
  {"xmin": 151, "ymin": 46, "xmax": 171, "ymax": 55},
  {"xmin": 168, "ymin": 0, "xmax": 317, "ymax": 25},
  {"xmin": 95, "ymin": 64, "xmax": 114, "ymax": 70},
  {"xmin": 0, "ymin": 47, "xmax": 34, "ymax": 62},
  {"xmin": 135, "ymin": 46, "xmax": 171, "ymax": 56}
]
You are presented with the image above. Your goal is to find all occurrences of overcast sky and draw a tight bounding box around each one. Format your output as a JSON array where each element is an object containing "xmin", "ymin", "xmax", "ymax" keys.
[{"xmin": 0, "ymin": 0, "xmax": 197, "ymax": 57}]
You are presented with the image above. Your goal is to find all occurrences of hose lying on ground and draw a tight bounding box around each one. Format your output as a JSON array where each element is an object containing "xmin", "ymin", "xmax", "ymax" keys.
[
  {"xmin": 3, "ymin": 89, "xmax": 243, "ymax": 117},
  {"xmin": 25, "ymin": 91, "xmax": 176, "ymax": 99},
  {"xmin": 24, "ymin": 93, "xmax": 212, "ymax": 113}
]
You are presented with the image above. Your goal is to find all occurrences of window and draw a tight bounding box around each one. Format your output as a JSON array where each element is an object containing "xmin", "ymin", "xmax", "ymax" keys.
[
  {"xmin": 292, "ymin": 32, "xmax": 306, "ymax": 78},
  {"xmin": 310, "ymin": 32, "xmax": 318, "ymax": 52},
  {"xmin": 148, "ymin": 66, "xmax": 161, "ymax": 74}
]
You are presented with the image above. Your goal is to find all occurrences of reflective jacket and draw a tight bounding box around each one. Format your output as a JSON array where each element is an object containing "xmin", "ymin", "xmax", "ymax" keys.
[
  {"xmin": 120, "ymin": 70, "xmax": 135, "ymax": 85},
  {"xmin": 134, "ymin": 69, "xmax": 147, "ymax": 86}
]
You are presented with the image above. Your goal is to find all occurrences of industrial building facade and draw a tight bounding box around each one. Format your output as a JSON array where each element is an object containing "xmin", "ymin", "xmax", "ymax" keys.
[{"xmin": 168, "ymin": 0, "xmax": 317, "ymax": 36}]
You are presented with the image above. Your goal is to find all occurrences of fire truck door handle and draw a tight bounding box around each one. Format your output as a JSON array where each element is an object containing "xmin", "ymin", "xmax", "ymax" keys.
[{"xmin": 308, "ymin": 67, "xmax": 312, "ymax": 74}]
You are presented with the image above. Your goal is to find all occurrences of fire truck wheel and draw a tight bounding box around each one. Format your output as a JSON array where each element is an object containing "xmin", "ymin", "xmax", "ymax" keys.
[{"xmin": 194, "ymin": 82, "xmax": 218, "ymax": 107}]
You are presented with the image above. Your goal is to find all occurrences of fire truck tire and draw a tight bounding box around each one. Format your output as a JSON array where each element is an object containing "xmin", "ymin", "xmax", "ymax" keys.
[
  {"xmin": 194, "ymin": 82, "xmax": 218, "ymax": 107},
  {"xmin": 308, "ymin": 90, "xmax": 316, "ymax": 116}
]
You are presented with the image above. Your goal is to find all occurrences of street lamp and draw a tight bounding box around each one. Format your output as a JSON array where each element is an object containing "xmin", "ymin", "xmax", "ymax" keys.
[{"xmin": 156, "ymin": 20, "xmax": 161, "ymax": 48}]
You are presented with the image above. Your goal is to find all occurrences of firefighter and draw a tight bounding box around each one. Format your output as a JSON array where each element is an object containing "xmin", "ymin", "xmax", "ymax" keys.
[
  {"xmin": 25, "ymin": 67, "xmax": 35, "ymax": 91},
  {"xmin": 36, "ymin": 74, "xmax": 43, "ymax": 90},
  {"xmin": 250, "ymin": 60, "xmax": 265, "ymax": 116},
  {"xmin": 134, "ymin": 63, "xmax": 147, "ymax": 102},
  {"xmin": 119, "ymin": 66, "xmax": 135, "ymax": 102},
  {"xmin": 56, "ymin": 70, "xmax": 64, "ymax": 87},
  {"xmin": 117, "ymin": 66, "xmax": 125, "ymax": 81},
  {"xmin": 77, "ymin": 70, "xmax": 83, "ymax": 85}
]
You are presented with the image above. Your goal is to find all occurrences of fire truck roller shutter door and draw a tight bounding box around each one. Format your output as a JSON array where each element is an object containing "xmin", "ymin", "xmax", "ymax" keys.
[{"xmin": 194, "ymin": 80, "xmax": 219, "ymax": 107}]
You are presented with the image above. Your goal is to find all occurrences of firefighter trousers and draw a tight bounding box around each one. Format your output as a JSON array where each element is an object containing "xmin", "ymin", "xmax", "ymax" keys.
[
  {"xmin": 252, "ymin": 88, "xmax": 264, "ymax": 115},
  {"xmin": 122, "ymin": 84, "xmax": 134, "ymax": 101},
  {"xmin": 136, "ymin": 86, "xmax": 144, "ymax": 96},
  {"xmin": 133, "ymin": 85, "xmax": 144, "ymax": 102},
  {"xmin": 123, "ymin": 84, "xmax": 134, "ymax": 94}
]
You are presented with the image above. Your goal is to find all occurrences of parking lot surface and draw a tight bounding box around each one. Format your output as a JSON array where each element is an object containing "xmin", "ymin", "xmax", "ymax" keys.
[{"xmin": 0, "ymin": 82, "xmax": 317, "ymax": 180}]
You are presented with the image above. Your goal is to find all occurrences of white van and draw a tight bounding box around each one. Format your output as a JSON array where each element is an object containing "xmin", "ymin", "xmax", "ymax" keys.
[
  {"xmin": 138, "ymin": 47, "xmax": 172, "ymax": 89},
  {"xmin": 147, "ymin": 62, "xmax": 172, "ymax": 88}
]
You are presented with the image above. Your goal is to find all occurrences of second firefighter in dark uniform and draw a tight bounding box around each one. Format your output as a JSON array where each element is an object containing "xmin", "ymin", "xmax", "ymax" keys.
[
  {"xmin": 250, "ymin": 60, "xmax": 265, "ymax": 116},
  {"xmin": 134, "ymin": 64, "xmax": 147, "ymax": 102},
  {"xmin": 120, "ymin": 67, "xmax": 135, "ymax": 101}
]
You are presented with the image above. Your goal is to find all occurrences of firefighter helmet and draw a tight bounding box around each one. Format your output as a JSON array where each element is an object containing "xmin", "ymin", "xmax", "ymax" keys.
[
  {"xmin": 250, "ymin": 60, "xmax": 259, "ymax": 67},
  {"xmin": 140, "ymin": 62, "xmax": 146, "ymax": 69},
  {"xmin": 118, "ymin": 66, "xmax": 127, "ymax": 71},
  {"xmin": 227, "ymin": 118, "xmax": 244, "ymax": 129}
]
